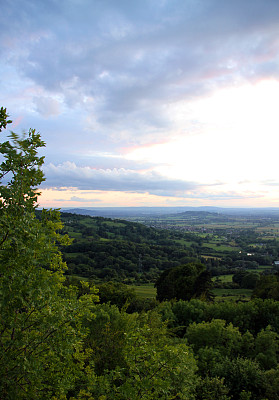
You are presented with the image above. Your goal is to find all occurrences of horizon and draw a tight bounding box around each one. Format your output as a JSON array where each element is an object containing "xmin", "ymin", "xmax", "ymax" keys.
[
  {"xmin": 1, "ymin": 1, "xmax": 279, "ymax": 209},
  {"xmin": 59, "ymin": 205, "xmax": 279, "ymax": 209}
]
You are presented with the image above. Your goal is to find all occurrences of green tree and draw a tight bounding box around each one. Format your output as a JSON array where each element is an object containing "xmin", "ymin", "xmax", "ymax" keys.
[
  {"xmin": 185, "ymin": 319, "xmax": 242, "ymax": 358},
  {"xmin": 195, "ymin": 376, "xmax": 231, "ymax": 400},
  {"xmin": 97, "ymin": 281, "xmax": 136, "ymax": 308},
  {"xmin": 0, "ymin": 110, "xmax": 97, "ymax": 399},
  {"xmin": 233, "ymin": 271, "xmax": 259, "ymax": 289},
  {"xmin": 252, "ymin": 274, "xmax": 279, "ymax": 300},
  {"xmin": 84, "ymin": 303, "xmax": 132, "ymax": 375},
  {"xmin": 212, "ymin": 357, "xmax": 265, "ymax": 400},
  {"xmin": 155, "ymin": 262, "xmax": 213, "ymax": 302},
  {"xmin": 264, "ymin": 367, "xmax": 279, "ymax": 400},
  {"xmin": 84, "ymin": 311, "xmax": 197, "ymax": 399},
  {"xmin": 254, "ymin": 326, "xmax": 279, "ymax": 370},
  {"xmin": 0, "ymin": 106, "xmax": 12, "ymax": 131}
]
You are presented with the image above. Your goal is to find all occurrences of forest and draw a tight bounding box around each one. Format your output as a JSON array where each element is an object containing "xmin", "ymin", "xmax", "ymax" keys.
[{"xmin": 1, "ymin": 106, "xmax": 279, "ymax": 400}]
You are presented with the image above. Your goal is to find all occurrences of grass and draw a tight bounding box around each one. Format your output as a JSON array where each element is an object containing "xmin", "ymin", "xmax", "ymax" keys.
[
  {"xmin": 129, "ymin": 284, "xmax": 156, "ymax": 298},
  {"xmin": 213, "ymin": 274, "xmax": 233, "ymax": 283},
  {"xmin": 68, "ymin": 274, "xmax": 89, "ymax": 281},
  {"xmin": 203, "ymin": 243, "xmax": 239, "ymax": 252},
  {"xmin": 213, "ymin": 288, "xmax": 252, "ymax": 301},
  {"xmin": 174, "ymin": 239, "xmax": 194, "ymax": 247},
  {"xmin": 65, "ymin": 231, "xmax": 83, "ymax": 239},
  {"xmin": 131, "ymin": 283, "xmax": 253, "ymax": 301},
  {"xmin": 247, "ymin": 265, "xmax": 272, "ymax": 273}
]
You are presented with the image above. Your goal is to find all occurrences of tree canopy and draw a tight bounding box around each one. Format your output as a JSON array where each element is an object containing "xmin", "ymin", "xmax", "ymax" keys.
[{"xmin": 155, "ymin": 262, "xmax": 213, "ymax": 302}]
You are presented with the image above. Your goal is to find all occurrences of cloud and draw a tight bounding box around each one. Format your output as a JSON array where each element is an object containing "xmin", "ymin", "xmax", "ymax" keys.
[
  {"xmin": 43, "ymin": 161, "xmax": 199, "ymax": 196},
  {"xmin": 70, "ymin": 196, "xmax": 101, "ymax": 202},
  {"xmin": 33, "ymin": 96, "xmax": 61, "ymax": 117},
  {"xmin": 2, "ymin": 0, "xmax": 279, "ymax": 145},
  {"xmin": 261, "ymin": 180, "xmax": 279, "ymax": 186},
  {"xmin": 53, "ymin": 196, "xmax": 102, "ymax": 202},
  {"xmin": 1, "ymin": 0, "xmax": 279, "ymax": 208}
]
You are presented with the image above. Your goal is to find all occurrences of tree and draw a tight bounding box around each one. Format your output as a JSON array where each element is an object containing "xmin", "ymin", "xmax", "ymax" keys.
[
  {"xmin": 195, "ymin": 376, "xmax": 231, "ymax": 400},
  {"xmin": 155, "ymin": 262, "xmax": 213, "ymax": 302},
  {"xmin": 254, "ymin": 326, "xmax": 279, "ymax": 370},
  {"xmin": 83, "ymin": 310, "xmax": 198, "ymax": 399},
  {"xmin": 252, "ymin": 274, "xmax": 279, "ymax": 300},
  {"xmin": 185, "ymin": 319, "xmax": 242, "ymax": 359},
  {"xmin": 0, "ymin": 106, "xmax": 12, "ymax": 131},
  {"xmin": 212, "ymin": 357, "xmax": 265, "ymax": 400},
  {"xmin": 0, "ymin": 109, "xmax": 97, "ymax": 399},
  {"xmin": 233, "ymin": 271, "xmax": 259, "ymax": 289},
  {"xmin": 97, "ymin": 281, "xmax": 136, "ymax": 308}
]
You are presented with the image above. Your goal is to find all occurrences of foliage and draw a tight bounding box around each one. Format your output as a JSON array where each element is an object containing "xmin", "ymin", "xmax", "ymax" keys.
[
  {"xmin": 155, "ymin": 262, "xmax": 213, "ymax": 302},
  {"xmin": 212, "ymin": 357, "xmax": 265, "ymax": 400},
  {"xmin": 97, "ymin": 281, "xmax": 136, "ymax": 308},
  {"xmin": 82, "ymin": 310, "xmax": 198, "ymax": 399},
  {"xmin": 84, "ymin": 303, "xmax": 132, "ymax": 375},
  {"xmin": 186, "ymin": 319, "xmax": 242, "ymax": 358},
  {"xmin": 0, "ymin": 106, "xmax": 12, "ymax": 131},
  {"xmin": 263, "ymin": 367, "xmax": 279, "ymax": 400},
  {"xmin": 254, "ymin": 326, "xmax": 279, "ymax": 370},
  {"xmin": 195, "ymin": 376, "xmax": 231, "ymax": 400},
  {"xmin": 60, "ymin": 212, "xmax": 197, "ymax": 282},
  {"xmin": 232, "ymin": 271, "xmax": 259, "ymax": 289},
  {"xmin": 157, "ymin": 298, "xmax": 279, "ymax": 338},
  {"xmin": 252, "ymin": 273, "xmax": 279, "ymax": 300},
  {"xmin": 0, "ymin": 110, "xmax": 97, "ymax": 399}
]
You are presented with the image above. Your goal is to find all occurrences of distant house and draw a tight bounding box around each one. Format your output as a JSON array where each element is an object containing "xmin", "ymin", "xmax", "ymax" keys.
[{"xmin": 274, "ymin": 261, "xmax": 279, "ymax": 269}]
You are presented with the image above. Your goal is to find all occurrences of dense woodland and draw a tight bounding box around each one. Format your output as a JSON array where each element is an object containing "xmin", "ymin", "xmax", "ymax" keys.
[{"xmin": 1, "ymin": 107, "xmax": 279, "ymax": 399}]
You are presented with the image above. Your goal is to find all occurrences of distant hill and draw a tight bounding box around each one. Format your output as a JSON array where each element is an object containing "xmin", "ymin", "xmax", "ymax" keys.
[{"xmin": 60, "ymin": 206, "xmax": 279, "ymax": 219}]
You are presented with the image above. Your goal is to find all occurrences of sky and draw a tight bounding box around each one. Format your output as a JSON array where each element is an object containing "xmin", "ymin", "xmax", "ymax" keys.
[{"xmin": 1, "ymin": 0, "xmax": 279, "ymax": 208}]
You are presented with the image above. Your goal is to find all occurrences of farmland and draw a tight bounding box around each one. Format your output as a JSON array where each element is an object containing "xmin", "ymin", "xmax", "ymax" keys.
[{"xmin": 59, "ymin": 208, "xmax": 279, "ymax": 302}]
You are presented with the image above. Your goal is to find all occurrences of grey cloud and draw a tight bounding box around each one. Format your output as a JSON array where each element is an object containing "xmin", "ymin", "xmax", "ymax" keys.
[
  {"xmin": 43, "ymin": 162, "xmax": 199, "ymax": 196},
  {"xmin": 1, "ymin": 0, "xmax": 279, "ymax": 180},
  {"xmin": 2, "ymin": 0, "xmax": 279, "ymax": 142},
  {"xmin": 43, "ymin": 150, "xmax": 160, "ymax": 171}
]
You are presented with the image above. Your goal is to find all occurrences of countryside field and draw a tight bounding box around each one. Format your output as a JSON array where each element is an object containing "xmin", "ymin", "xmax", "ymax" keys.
[
  {"xmin": 130, "ymin": 283, "xmax": 253, "ymax": 301},
  {"xmin": 129, "ymin": 283, "xmax": 156, "ymax": 298}
]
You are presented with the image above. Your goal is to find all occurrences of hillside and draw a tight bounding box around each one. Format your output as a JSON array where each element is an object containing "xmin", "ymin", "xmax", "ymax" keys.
[
  {"xmin": 59, "ymin": 212, "xmax": 198, "ymax": 282},
  {"xmin": 57, "ymin": 209, "xmax": 279, "ymax": 284}
]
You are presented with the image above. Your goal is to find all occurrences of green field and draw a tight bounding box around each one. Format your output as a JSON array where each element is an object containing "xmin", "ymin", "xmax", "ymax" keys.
[
  {"xmin": 131, "ymin": 283, "xmax": 253, "ymax": 301},
  {"xmin": 130, "ymin": 284, "xmax": 156, "ymax": 298},
  {"xmin": 202, "ymin": 243, "xmax": 239, "ymax": 252},
  {"xmin": 213, "ymin": 288, "xmax": 252, "ymax": 300},
  {"xmin": 213, "ymin": 274, "xmax": 233, "ymax": 282}
]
